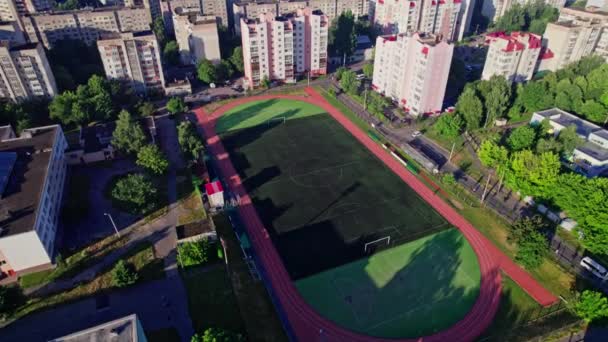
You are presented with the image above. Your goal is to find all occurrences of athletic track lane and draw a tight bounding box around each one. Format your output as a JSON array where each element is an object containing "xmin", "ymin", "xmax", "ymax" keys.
[{"xmin": 194, "ymin": 87, "xmax": 558, "ymax": 342}]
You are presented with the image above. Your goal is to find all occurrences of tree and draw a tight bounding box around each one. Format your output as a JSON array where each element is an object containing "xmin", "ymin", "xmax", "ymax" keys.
[
  {"xmin": 478, "ymin": 140, "xmax": 509, "ymax": 169},
  {"xmin": 535, "ymin": 137, "xmax": 562, "ymax": 154},
  {"xmin": 137, "ymin": 144, "xmax": 169, "ymax": 175},
  {"xmin": 216, "ymin": 60, "xmax": 234, "ymax": 82},
  {"xmin": 508, "ymin": 216, "xmax": 548, "ymax": 270},
  {"xmin": 197, "ymin": 59, "xmax": 217, "ymax": 84},
  {"xmin": 579, "ymin": 100, "xmax": 607, "ymax": 123},
  {"xmin": 335, "ymin": 66, "xmax": 348, "ymax": 81},
  {"xmin": 507, "ymin": 125, "xmax": 537, "ymax": 151},
  {"xmin": 329, "ymin": 11, "xmax": 357, "ymax": 59},
  {"xmin": 557, "ymin": 125, "xmax": 584, "ymax": 155},
  {"xmin": 191, "ymin": 328, "xmax": 245, "ymax": 342},
  {"xmin": 367, "ymin": 91, "xmax": 389, "ymax": 119},
  {"xmin": 481, "ymin": 76, "xmax": 511, "ymax": 127},
  {"xmin": 167, "ymin": 97, "xmax": 187, "ymax": 115},
  {"xmin": 456, "ymin": 87, "xmax": 483, "ymax": 131},
  {"xmin": 111, "ymin": 173, "xmax": 158, "ymax": 214},
  {"xmin": 432, "ymin": 113, "xmax": 463, "ymax": 138},
  {"xmin": 163, "ymin": 40, "xmax": 179, "ymax": 66},
  {"xmin": 229, "ymin": 46, "xmax": 244, "ymax": 73},
  {"xmin": 554, "ymin": 79, "xmax": 583, "ymax": 112},
  {"xmin": 260, "ymin": 76, "xmax": 270, "ymax": 89},
  {"xmin": 574, "ymin": 291, "xmax": 608, "ymax": 323},
  {"xmin": 0, "ymin": 286, "xmax": 23, "ymax": 317},
  {"xmin": 177, "ymin": 238, "xmax": 211, "ymax": 267},
  {"xmin": 177, "ymin": 121, "xmax": 204, "ymax": 160},
  {"xmin": 137, "ymin": 101, "xmax": 155, "ymax": 117},
  {"xmin": 339, "ymin": 70, "xmax": 360, "ymax": 95},
  {"xmin": 362, "ymin": 63, "xmax": 374, "ymax": 78},
  {"xmin": 518, "ymin": 81, "xmax": 554, "ymax": 112},
  {"xmin": 111, "ymin": 260, "xmax": 138, "ymax": 288},
  {"xmin": 506, "ymin": 150, "xmax": 560, "ymax": 196},
  {"xmin": 153, "ymin": 17, "xmax": 167, "ymax": 47},
  {"xmin": 112, "ymin": 110, "xmax": 147, "ymax": 154},
  {"xmin": 49, "ymin": 91, "xmax": 85, "ymax": 126}
]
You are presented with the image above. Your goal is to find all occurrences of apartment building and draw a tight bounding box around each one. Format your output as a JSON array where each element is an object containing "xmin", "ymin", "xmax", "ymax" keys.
[
  {"xmin": 0, "ymin": 20, "xmax": 26, "ymax": 43},
  {"xmin": 531, "ymin": 108, "xmax": 608, "ymax": 177},
  {"xmin": 97, "ymin": 31, "xmax": 165, "ymax": 95},
  {"xmin": 241, "ymin": 8, "xmax": 328, "ymax": 88},
  {"xmin": 481, "ymin": 0, "xmax": 566, "ymax": 23},
  {"xmin": 0, "ymin": 125, "xmax": 67, "ymax": 277},
  {"xmin": 0, "ymin": 41, "xmax": 57, "ymax": 102},
  {"xmin": 537, "ymin": 7, "xmax": 608, "ymax": 72},
  {"xmin": 160, "ymin": 0, "xmax": 228, "ymax": 32},
  {"xmin": 173, "ymin": 7, "xmax": 221, "ymax": 64},
  {"xmin": 234, "ymin": 0, "xmax": 368, "ymax": 35},
  {"xmin": 372, "ymin": 32, "xmax": 453, "ymax": 116},
  {"xmin": 21, "ymin": 7, "xmax": 152, "ymax": 48},
  {"xmin": 481, "ymin": 31, "xmax": 541, "ymax": 83},
  {"xmin": 0, "ymin": 0, "xmax": 51, "ymax": 21},
  {"xmin": 372, "ymin": 0, "xmax": 463, "ymax": 41}
]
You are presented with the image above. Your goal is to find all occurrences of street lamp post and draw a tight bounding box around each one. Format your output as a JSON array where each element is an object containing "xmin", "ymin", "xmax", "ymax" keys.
[{"xmin": 104, "ymin": 213, "xmax": 121, "ymax": 238}]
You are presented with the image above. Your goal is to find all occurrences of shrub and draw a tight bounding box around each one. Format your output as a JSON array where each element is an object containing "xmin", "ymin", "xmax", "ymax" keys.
[
  {"xmin": 217, "ymin": 244, "xmax": 224, "ymax": 260},
  {"xmin": 0, "ymin": 286, "xmax": 24, "ymax": 317},
  {"xmin": 573, "ymin": 290, "xmax": 608, "ymax": 323},
  {"xmin": 111, "ymin": 260, "xmax": 139, "ymax": 288},
  {"xmin": 177, "ymin": 238, "xmax": 211, "ymax": 268},
  {"xmin": 191, "ymin": 328, "xmax": 245, "ymax": 342}
]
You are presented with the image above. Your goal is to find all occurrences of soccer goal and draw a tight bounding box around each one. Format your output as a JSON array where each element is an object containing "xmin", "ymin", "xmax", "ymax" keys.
[
  {"xmin": 267, "ymin": 117, "xmax": 286, "ymax": 126},
  {"xmin": 364, "ymin": 236, "xmax": 391, "ymax": 253}
]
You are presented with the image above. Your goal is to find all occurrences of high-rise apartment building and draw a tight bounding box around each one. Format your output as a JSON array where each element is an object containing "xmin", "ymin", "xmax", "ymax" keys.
[
  {"xmin": 97, "ymin": 31, "xmax": 165, "ymax": 95},
  {"xmin": 241, "ymin": 8, "xmax": 328, "ymax": 88},
  {"xmin": 173, "ymin": 7, "xmax": 221, "ymax": 64},
  {"xmin": 0, "ymin": 0, "xmax": 51, "ymax": 20},
  {"xmin": 372, "ymin": 32, "xmax": 453, "ymax": 115},
  {"xmin": 160, "ymin": 0, "xmax": 228, "ymax": 31},
  {"xmin": 0, "ymin": 41, "xmax": 57, "ymax": 102},
  {"xmin": 0, "ymin": 20, "xmax": 26, "ymax": 44},
  {"xmin": 537, "ymin": 7, "xmax": 608, "ymax": 72},
  {"xmin": 481, "ymin": 0, "xmax": 566, "ymax": 23},
  {"xmin": 481, "ymin": 31, "xmax": 541, "ymax": 83},
  {"xmin": 21, "ymin": 7, "xmax": 152, "ymax": 48},
  {"xmin": 371, "ymin": 0, "xmax": 463, "ymax": 41}
]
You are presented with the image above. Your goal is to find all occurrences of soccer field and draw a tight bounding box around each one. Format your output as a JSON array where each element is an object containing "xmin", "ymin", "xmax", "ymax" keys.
[{"xmin": 217, "ymin": 99, "xmax": 481, "ymax": 338}]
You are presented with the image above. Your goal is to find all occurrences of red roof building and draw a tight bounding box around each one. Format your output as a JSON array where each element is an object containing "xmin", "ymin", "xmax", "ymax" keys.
[{"xmin": 481, "ymin": 31, "xmax": 542, "ymax": 83}]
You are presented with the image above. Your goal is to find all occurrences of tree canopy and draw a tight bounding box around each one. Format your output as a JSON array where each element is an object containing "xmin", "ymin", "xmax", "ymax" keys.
[
  {"xmin": 137, "ymin": 144, "xmax": 169, "ymax": 175},
  {"xmin": 492, "ymin": 0, "xmax": 558, "ymax": 34},
  {"xmin": 339, "ymin": 70, "xmax": 360, "ymax": 95},
  {"xmin": 177, "ymin": 121, "xmax": 204, "ymax": 161},
  {"xmin": 507, "ymin": 125, "xmax": 537, "ymax": 151},
  {"xmin": 329, "ymin": 11, "xmax": 357, "ymax": 58},
  {"xmin": 111, "ymin": 173, "xmax": 158, "ymax": 214},
  {"xmin": 229, "ymin": 47, "xmax": 244, "ymax": 74},
  {"xmin": 112, "ymin": 110, "xmax": 147, "ymax": 154},
  {"xmin": 167, "ymin": 97, "xmax": 187, "ymax": 115},
  {"xmin": 197, "ymin": 59, "xmax": 217, "ymax": 84},
  {"xmin": 456, "ymin": 87, "xmax": 483, "ymax": 130},
  {"xmin": 163, "ymin": 40, "xmax": 179, "ymax": 66},
  {"xmin": 573, "ymin": 291, "xmax": 608, "ymax": 323}
]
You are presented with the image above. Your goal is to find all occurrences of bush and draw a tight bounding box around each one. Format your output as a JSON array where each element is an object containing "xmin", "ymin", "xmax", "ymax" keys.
[
  {"xmin": 191, "ymin": 328, "xmax": 245, "ymax": 342},
  {"xmin": 167, "ymin": 97, "xmax": 187, "ymax": 115},
  {"xmin": 573, "ymin": 290, "xmax": 608, "ymax": 323},
  {"xmin": 111, "ymin": 260, "xmax": 139, "ymax": 287},
  {"xmin": 110, "ymin": 173, "xmax": 158, "ymax": 214},
  {"xmin": 0, "ymin": 286, "xmax": 24, "ymax": 317},
  {"xmin": 442, "ymin": 174, "xmax": 457, "ymax": 186},
  {"xmin": 177, "ymin": 238, "xmax": 211, "ymax": 268},
  {"xmin": 217, "ymin": 244, "xmax": 224, "ymax": 260},
  {"xmin": 136, "ymin": 144, "xmax": 169, "ymax": 175}
]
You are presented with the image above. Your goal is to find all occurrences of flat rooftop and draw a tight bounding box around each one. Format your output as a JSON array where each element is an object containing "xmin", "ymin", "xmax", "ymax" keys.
[
  {"xmin": 49, "ymin": 314, "xmax": 141, "ymax": 342},
  {"xmin": 577, "ymin": 141, "xmax": 608, "ymax": 161},
  {"xmin": 0, "ymin": 126, "xmax": 58, "ymax": 237},
  {"xmin": 535, "ymin": 108, "xmax": 602, "ymax": 137}
]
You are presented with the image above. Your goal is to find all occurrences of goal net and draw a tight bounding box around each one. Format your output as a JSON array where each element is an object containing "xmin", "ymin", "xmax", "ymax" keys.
[{"xmin": 364, "ymin": 236, "xmax": 391, "ymax": 254}]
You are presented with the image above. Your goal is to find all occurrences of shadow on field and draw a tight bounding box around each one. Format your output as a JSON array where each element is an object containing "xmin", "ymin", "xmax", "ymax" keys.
[{"xmin": 218, "ymin": 99, "xmax": 316, "ymax": 132}]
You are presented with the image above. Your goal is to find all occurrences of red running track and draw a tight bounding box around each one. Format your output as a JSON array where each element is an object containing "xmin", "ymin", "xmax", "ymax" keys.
[{"xmin": 194, "ymin": 87, "xmax": 557, "ymax": 342}]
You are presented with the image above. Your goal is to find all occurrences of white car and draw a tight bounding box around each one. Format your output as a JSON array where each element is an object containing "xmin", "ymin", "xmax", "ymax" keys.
[
  {"xmin": 580, "ymin": 257, "xmax": 608, "ymax": 279},
  {"xmin": 412, "ymin": 131, "xmax": 422, "ymax": 138}
]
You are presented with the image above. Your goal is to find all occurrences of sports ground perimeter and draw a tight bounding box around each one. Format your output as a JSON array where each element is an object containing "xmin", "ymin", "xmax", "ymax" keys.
[{"xmin": 195, "ymin": 87, "xmax": 558, "ymax": 341}]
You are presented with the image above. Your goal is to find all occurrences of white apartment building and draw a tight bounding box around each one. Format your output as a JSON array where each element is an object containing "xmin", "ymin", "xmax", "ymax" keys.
[
  {"xmin": 481, "ymin": 0, "xmax": 566, "ymax": 23},
  {"xmin": 0, "ymin": 125, "xmax": 67, "ymax": 277},
  {"xmin": 21, "ymin": 7, "xmax": 152, "ymax": 48},
  {"xmin": 482, "ymin": 31, "xmax": 541, "ymax": 83},
  {"xmin": 97, "ymin": 31, "xmax": 166, "ymax": 95},
  {"xmin": 531, "ymin": 108, "xmax": 608, "ymax": 177},
  {"xmin": 0, "ymin": 41, "xmax": 57, "ymax": 102},
  {"xmin": 372, "ymin": 32, "xmax": 454, "ymax": 116},
  {"xmin": 0, "ymin": 0, "xmax": 51, "ymax": 21},
  {"xmin": 372, "ymin": 0, "xmax": 463, "ymax": 41},
  {"xmin": 160, "ymin": 0, "xmax": 228, "ymax": 32},
  {"xmin": 50, "ymin": 315, "xmax": 148, "ymax": 342},
  {"xmin": 538, "ymin": 7, "xmax": 608, "ymax": 72},
  {"xmin": 0, "ymin": 20, "xmax": 26, "ymax": 44},
  {"xmin": 241, "ymin": 8, "xmax": 328, "ymax": 88},
  {"xmin": 173, "ymin": 7, "xmax": 221, "ymax": 64}
]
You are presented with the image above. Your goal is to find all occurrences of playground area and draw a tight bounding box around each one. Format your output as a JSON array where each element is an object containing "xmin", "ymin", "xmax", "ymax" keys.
[{"xmin": 216, "ymin": 99, "xmax": 482, "ymax": 337}]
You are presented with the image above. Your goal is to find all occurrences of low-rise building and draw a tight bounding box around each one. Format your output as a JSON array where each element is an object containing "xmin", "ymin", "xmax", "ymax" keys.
[
  {"xmin": 173, "ymin": 7, "xmax": 221, "ymax": 65},
  {"xmin": 531, "ymin": 108, "xmax": 608, "ymax": 177},
  {"xmin": 241, "ymin": 8, "xmax": 328, "ymax": 88},
  {"xmin": 0, "ymin": 41, "xmax": 57, "ymax": 102},
  {"xmin": 165, "ymin": 78, "xmax": 192, "ymax": 96},
  {"xmin": 0, "ymin": 125, "xmax": 67, "ymax": 278},
  {"xmin": 49, "ymin": 314, "xmax": 147, "ymax": 342},
  {"xmin": 372, "ymin": 32, "xmax": 453, "ymax": 116},
  {"xmin": 481, "ymin": 31, "xmax": 541, "ymax": 83},
  {"xmin": 97, "ymin": 31, "xmax": 166, "ymax": 95}
]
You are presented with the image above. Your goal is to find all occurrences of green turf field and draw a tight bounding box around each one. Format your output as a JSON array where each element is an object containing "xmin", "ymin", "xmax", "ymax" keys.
[{"xmin": 296, "ymin": 229, "xmax": 480, "ymax": 338}]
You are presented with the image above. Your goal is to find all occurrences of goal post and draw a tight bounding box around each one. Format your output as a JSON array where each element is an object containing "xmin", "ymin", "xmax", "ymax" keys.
[{"xmin": 364, "ymin": 236, "xmax": 391, "ymax": 253}]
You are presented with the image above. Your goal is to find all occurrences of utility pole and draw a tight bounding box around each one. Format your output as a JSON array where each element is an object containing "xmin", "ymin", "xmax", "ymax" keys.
[
  {"xmin": 364, "ymin": 83, "xmax": 368, "ymax": 110},
  {"xmin": 307, "ymin": 70, "xmax": 311, "ymax": 87},
  {"xmin": 343, "ymin": 53, "xmax": 346, "ymax": 67},
  {"xmin": 448, "ymin": 142, "xmax": 456, "ymax": 162},
  {"xmin": 104, "ymin": 213, "xmax": 121, "ymax": 237},
  {"xmin": 481, "ymin": 174, "xmax": 492, "ymax": 204}
]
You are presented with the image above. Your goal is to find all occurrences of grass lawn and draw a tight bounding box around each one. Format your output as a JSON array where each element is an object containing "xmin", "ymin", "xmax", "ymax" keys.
[
  {"xmin": 213, "ymin": 213, "xmax": 288, "ymax": 342},
  {"xmin": 181, "ymin": 265, "xmax": 246, "ymax": 335},
  {"xmin": 14, "ymin": 241, "xmax": 164, "ymax": 319},
  {"xmin": 296, "ymin": 228, "xmax": 480, "ymax": 338},
  {"xmin": 176, "ymin": 167, "xmax": 207, "ymax": 225}
]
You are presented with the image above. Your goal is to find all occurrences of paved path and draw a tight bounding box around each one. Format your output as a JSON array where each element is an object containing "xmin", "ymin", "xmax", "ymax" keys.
[{"xmin": 193, "ymin": 88, "xmax": 542, "ymax": 341}]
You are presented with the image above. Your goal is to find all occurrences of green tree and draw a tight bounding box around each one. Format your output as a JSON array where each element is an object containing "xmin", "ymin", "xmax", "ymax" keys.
[
  {"xmin": 177, "ymin": 238, "xmax": 210, "ymax": 267},
  {"xmin": 260, "ymin": 76, "xmax": 270, "ymax": 89},
  {"xmin": 554, "ymin": 79, "xmax": 583, "ymax": 112},
  {"xmin": 507, "ymin": 125, "xmax": 537, "ymax": 151},
  {"xmin": 456, "ymin": 87, "xmax": 483, "ymax": 131},
  {"xmin": 518, "ymin": 81, "xmax": 554, "ymax": 112},
  {"xmin": 506, "ymin": 150, "xmax": 560, "ymax": 196},
  {"xmin": 478, "ymin": 140, "xmax": 509, "ymax": 169},
  {"xmin": 197, "ymin": 59, "xmax": 217, "ymax": 84},
  {"xmin": 137, "ymin": 144, "xmax": 169, "ymax": 175},
  {"xmin": 508, "ymin": 216, "xmax": 548, "ymax": 269},
  {"xmin": 137, "ymin": 101, "xmax": 155, "ymax": 117},
  {"xmin": 111, "ymin": 173, "xmax": 157, "ymax": 214},
  {"xmin": 216, "ymin": 60, "xmax": 234, "ymax": 82},
  {"xmin": 579, "ymin": 100, "xmax": 607, "ymax": 123},
  {"xmin": 229, "ymin": 46, "xmax": 244, "ymax": 73},
  {"xmin": 535, "ymin": 137, "xmax": 562, "ymax": 154},
  {"xmin": 49, "ymin": 91, "xmax": 85, "ymax": 126},
  {"xmin": 367, "ymin": 91, "xmax": 389, "ymax": 119},
  {"xmin": 557, "ymin": 125, "xmax": 584, "ymax": 155},
  {"xmin": 329, "ymin": 11, "xmax": 357, "ymax": 59},
  {"xmin": 432, "ymin": 113, "xmax": 463, "ymax": 138},
  {"xmin": 191, "ymin": 328, "xmax": 245, "ymax": 342},
  {"xmin": 111, "ymin": 260, "xmax": 138, "ymax": 288},
  {"xmin": 362, "ymin": 63, "xmax": 374, "ymax": 78},
  {"xmin": 177, "ymin": 121, "xmax": 204, "ymax": 160},
  {"xmin": 167, "ymin": 97, "xmax": 187, "ymax": 115},
  {"xmin": 0, "ymin": 286, "xmax": 23, "ymax": 317},
  {"xmin": 335, "ymin": 66, "xmax": 348, "ymax": 80},
  {"xmin": 340, "ymin": 70, "xmax": 360, "ymax": 95},
  {"xmin": 112, "ymin": 110, "xmax": 147, "ymax": 154},
  {"xmin": 482, "ymin": 76, "xmax": 511, "ymax": 127},
  {"xmin": 163, "ymin": 40, "xmax": 180, "ymax": 66},
  {"xmin": 153, "ymin": 17, "xmax": 167, "ymax": 47},
  {"xmin": 574, "ymin": 291, "xmax": 608, "ymax": 323}
]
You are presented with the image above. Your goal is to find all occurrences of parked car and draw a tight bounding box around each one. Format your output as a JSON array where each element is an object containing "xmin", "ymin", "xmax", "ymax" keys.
[
  {"xmin": 580, "ymin": 257, "xmax": 608, "ymax": 279},
  {"xmin": 412, "ymin": 131, "xmax": 422, "ymax": 138}
]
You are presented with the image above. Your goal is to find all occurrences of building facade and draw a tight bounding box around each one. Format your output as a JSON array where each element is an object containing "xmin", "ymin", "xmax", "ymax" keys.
[
  {"xmin": 173, "ymin": 7, "xmax": 221, "ymax": 64},
  {"xmin": 97, "ymin": 31, "xmax": 165, "ymax": 95},
  {"xmin": 371, "ymin": 0, "xmax": 463, "ymax": 41},
  {"xmin": 537, "ymin": 7, "xmax": 608, "ymax": 72},
  {"xmin": 21, "ymin": 7, "xmax": 152, "ymax": 48},
  {"xmin": 481, "ymin": 31, "xmax": 541, "ymax": 83},
  {"xmin": 0, "ymin": 125, "xmax": 67, "ymax": 277},
  {"xmin": 0, "ymin": 0, "xmax": 51, "ymax": 21},
  {"xmin": 372, "ymin": 32, "xmax": 453, "ymax": 115},
  {"xmin": 531, "ymin": 108, "xmax": 608, "ymax": 177},
  {"xmin": 161, "ymin": 0, "xmax": 228, "ymax": 32},
  {"xmin": 481, "ymin": 0, "xmax": 566, "ymax": 23},
  {"xmin": 0, "ymin": 41, "xmax": 57, "ymax": 102},
  {"xmin": 241, "ymin": 8, "xmax": 328, "ymax": 88}
]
